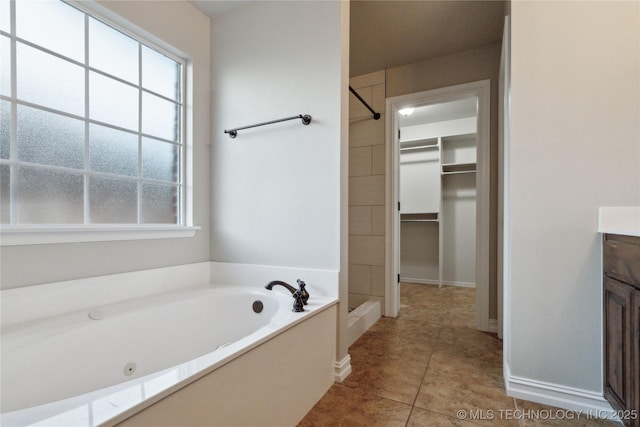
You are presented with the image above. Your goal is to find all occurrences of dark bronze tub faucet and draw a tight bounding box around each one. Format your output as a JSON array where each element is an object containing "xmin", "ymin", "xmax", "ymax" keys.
[{"xmin": 265, "ymin": 279, "xmax": 309, "ymax": 312}]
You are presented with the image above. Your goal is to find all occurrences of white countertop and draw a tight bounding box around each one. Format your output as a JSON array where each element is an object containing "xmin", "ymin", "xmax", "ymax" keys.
[{"xmin": 598, "ymin": 207, "xmax": 640, "ymax": 237}]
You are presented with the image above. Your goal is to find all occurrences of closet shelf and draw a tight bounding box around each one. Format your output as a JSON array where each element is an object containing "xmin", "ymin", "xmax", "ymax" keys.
[
  {"xmin": 441, "ymin": 162, "xmax": 476, "ymax": 175},
  {"xmin": 400, "ymin": 212, "xmax": 439, "ymax": 222}
]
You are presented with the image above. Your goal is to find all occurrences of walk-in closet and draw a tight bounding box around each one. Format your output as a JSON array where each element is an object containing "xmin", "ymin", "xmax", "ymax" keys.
[{"xmin": 399, "ymin": 98, "xmax": 477, "ymax": 288}]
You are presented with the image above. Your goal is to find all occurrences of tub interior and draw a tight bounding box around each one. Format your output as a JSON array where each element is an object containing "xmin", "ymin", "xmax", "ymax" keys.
[{"xmin": 1, "ymin": 286, "xmax": 284, "ymax": 414}]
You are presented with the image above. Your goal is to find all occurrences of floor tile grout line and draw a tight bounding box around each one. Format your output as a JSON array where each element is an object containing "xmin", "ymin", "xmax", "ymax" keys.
[
  {"xmin": 513, "ymin": 397, "xmax": 523, "ymax": 427},
  {"xmin": 405, "ymin": 355, "xmax": 432, "ymax": 427}
]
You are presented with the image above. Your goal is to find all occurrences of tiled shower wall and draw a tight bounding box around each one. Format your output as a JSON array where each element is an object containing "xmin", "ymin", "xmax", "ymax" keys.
[{"xmin": 348, "ymin": 71, "xmax": 386, "ymax": 309}]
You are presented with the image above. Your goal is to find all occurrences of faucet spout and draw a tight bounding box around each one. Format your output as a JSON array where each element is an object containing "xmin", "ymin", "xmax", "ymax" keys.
[{"xmin": 265, "ymin": 280, "xmax": 297, "ymax": 294}]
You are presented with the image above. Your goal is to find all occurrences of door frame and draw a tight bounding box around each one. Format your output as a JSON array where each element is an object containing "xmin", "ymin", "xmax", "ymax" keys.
[{"xmin": 384, "ymin": 79, "xmax": 492, "ymax": 331}]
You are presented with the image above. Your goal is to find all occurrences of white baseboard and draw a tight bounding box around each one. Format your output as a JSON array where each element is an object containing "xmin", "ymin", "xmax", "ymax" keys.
[
  {"xmin": 504, "ymin": 363, "xmax": 617, "ymax": 419},
  {"xmin": 334, "ymin": 355, "xmax": 352, "ymax": 383},
  {"xmin": 400, "ymin": 277, "xmax": 476, "ymax": 288}
]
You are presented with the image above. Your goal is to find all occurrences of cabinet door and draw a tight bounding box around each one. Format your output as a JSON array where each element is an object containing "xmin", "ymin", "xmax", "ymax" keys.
[{"xmin": 604, "ymin": 276, "xmax": 634, "ymax": 419}]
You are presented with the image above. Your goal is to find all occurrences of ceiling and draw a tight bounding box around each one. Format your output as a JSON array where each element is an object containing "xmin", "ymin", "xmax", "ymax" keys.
[
  {"xmin": 350, "ymin": 0, "xmax": 505, "ymax": 76},
  {"xmin": 398, "ymin": 98, "xmax": 477, "ymax": 128},
  {"xmin": 188, "ymin": 1, "xmax": 249, "ymax": 19},
  {"xmin": 188, "ymin": 1, "xmax": 506, "ymax": 77}
]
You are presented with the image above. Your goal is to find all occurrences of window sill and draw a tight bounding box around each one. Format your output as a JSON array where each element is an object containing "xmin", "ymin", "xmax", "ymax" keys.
[{"xmin": 0, "ymin": 225, "xmax": 201, "ymax": 246}]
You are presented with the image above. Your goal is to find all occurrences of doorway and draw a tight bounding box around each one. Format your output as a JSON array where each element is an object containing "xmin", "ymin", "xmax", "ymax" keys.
[{"xmin": 385, "ymin": 80, "xmax": 492, "ymax": 331}]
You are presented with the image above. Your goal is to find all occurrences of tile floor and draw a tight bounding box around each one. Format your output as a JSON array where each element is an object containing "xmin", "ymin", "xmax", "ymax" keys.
[{"xmin": 298, "ymin": 283, "xmax": 619, "ymax": 427}]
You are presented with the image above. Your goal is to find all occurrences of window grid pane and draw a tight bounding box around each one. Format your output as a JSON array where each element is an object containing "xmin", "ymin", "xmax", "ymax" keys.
[
  {"xmin": 16, "ymin": 0, "xmax": 85, "ymax": 62},
  {"xmin": 88, "ymin": 17, "xmax": 138, "ymax": 84},
  {"xmin": 0, "ymin": 0, "xmax": 185, "ymax": 226}
]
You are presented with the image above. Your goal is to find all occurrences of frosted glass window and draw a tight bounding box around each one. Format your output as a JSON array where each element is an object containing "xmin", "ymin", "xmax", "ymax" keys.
[
  {"xmin": 16, "ymin": 167, "xmax": 83, "ymax": 224},
  {"xmin": 142, "ymin": 46, "xmax": 180, "ymax": 101},
  {"xmin": 16, "ymin": 0, "xmax": 84, "ymax": 62},
  {"xmin": 142, "ymin": 138, "xmax": 179, "ymax": 182},
  {"xmin": 142, "ymin": 184, "xmax": 178, "ymax": 224},
  {"xmin": 89, "ymin": 124, "xmax": 138, "ymax": 176},
  {"xmin": 0, "ymin": 0, "xmax": 9, "ymax": 33},
  {"xmin": 89, "ymin": 17, "xmax": 139, "ymax": 84},
  {"xmin": 1, "ymin": 0, "xmax": 185, "ymax": 229},
  {"xmin": 89, "ymin": 177, "xmax": 137, "ymax": 223},
  {"xmin": 1, "ymin": 165, "xmax": 9, "ymax": 224},
  {"xmin": 1, "ymin": 100, "xmax": 9, "ymax": 159},
  {"xmin": 142, "ymin": 93, "xmax": 179, "ymax": 142},
  {"xmin": 17, "ymin": 105, "xmax": 84, "ymax": 169},
  {"xmin": 90, "ymin": 72, "xmax": 138, "ymax": 130},
  {"xmin": 1, "ymin": 35, "xmax": 10, "ymax": 97},
  {"xmin": 17, "ymin": 42, "xmax": 84, "ymax": 116}
]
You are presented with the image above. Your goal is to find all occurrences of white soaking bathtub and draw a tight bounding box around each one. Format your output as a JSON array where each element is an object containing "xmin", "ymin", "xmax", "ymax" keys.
[{"xmin": 1, "ymin": 282, "xmax": 337, "ymax": 426}]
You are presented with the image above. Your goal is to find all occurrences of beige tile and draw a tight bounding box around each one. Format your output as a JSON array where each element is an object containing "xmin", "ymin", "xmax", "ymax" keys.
[
  {"xmin": 349, "ymin": 205, "xmax": 371, "ymax": 235},
  {"xmin": 349, "ymin": 146, "xmax": 372, "ymax": 177},
  {"xmin": 371, "ymin": 205, "xmax": 385, "ymax": 235},
  {"xmin": 349, "ymin": 326, "xmax": 434, "ymax": 368},
  {"xmin": 407, "ymin": 407, "xmax": 478, "ymax": 427},
  {"xmin": 414, "ymin": 350, "xmax": 509, "ymax": 424},
  {"xmin": 343, "ymin": 355, "xmax": 426, "ymax": 405},
  {"xmin": 349, "ymin": 264, "xmax": 371, "ymax": 295},
  {"xmin": 371, "ymin": 265, "xmax": 385, "ymax": 297},
  {"xmin": 349, "ymin": 175, "xmax": 385, "ymax": 206},
  {"xmin": 436, "ymin": 327, "xmax": 502, "ymax": 364},
  {"xmin": 372, "ymin": 144, "xmax": 386, "ymax": 175},
  {"xmin": 350, "ymin": 119, "xmax": 385, "ymax": 148},
  {"xmin": 371, "ymin": 83, "xmax": 386, "ymax": 114},
  {"xmin": 297, "ymin": 384, "xmax": 410, "ymax": 427},
  {"xmin": 349, "ymin": 86, "xmax": 373, "ymax": 121},
  {"xmin": 349, "ymin": 235, "xmax": 385, "ymax": 266},
  {"xmin": 350, "ymin": 70, "xmax": 385, "ymax": 88},
  {"xmin": 349, "ymin": 292, "xmax": 371, "ymax": 309}
]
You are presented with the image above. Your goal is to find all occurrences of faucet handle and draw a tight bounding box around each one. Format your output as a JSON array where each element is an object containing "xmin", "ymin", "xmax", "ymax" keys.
[
  {"xmin": 292, "ymin": 290, "xmax": 305, "ymax": 312},
  {"xmin": 296, "ymin": 279, "xmax": 309, "ymax": 305}
]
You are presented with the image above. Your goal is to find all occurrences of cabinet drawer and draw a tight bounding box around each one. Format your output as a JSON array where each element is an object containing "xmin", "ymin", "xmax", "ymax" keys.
[{"xmin": 604, "ymin": 234, "xmax": 640, "ymax": 287}]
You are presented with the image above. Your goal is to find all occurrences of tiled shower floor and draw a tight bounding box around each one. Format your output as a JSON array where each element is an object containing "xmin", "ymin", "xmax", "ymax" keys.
[{"xmin": 298, "ymin": 283, "xmax": 618, "ymax": 426}]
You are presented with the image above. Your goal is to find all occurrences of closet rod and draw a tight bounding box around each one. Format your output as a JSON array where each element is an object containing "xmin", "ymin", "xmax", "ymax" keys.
[
  {"xmin": 349, "ymin": 86, "xmax": 381, "ymax": 120},
  {"xmin": 224, "ymin": 114, "xmax": 312, "ymax": 138}
]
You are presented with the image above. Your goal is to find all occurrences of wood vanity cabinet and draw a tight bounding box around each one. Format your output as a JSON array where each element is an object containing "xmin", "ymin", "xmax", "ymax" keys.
[{"xmin": 603, "ymin": 233, "xmax": 640, "ymax": 427}]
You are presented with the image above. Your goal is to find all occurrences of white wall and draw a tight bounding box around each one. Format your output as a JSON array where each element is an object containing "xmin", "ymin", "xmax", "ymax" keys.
[
  {"xmin": 400, "ymin": 222, "xmax": 439, "ymax": 281},
  {"xmin": 0, "ymin": 0, "xmax": 211, "ymax": 289},
  {"xmin": 442, "ymin": 173, "xmax": 476, "ymax": 285},
  {"xmin": 507, "ymin": 0, "xmax": 640, "ymax": 403},
  {"xmin": 210, "ymin": 1, "xmax": 344, "ymax": 272}
]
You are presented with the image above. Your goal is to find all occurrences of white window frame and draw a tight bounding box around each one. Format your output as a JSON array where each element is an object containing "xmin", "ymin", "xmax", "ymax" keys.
[{"xmin": 0, "ymin": 0, "xmax": 199, "ymax": 246}]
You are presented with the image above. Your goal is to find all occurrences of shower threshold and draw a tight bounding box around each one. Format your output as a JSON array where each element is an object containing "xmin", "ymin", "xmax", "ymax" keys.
[{"xmin": 347, "ymin": 299, "xmax": 381, "ymax": 347}]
